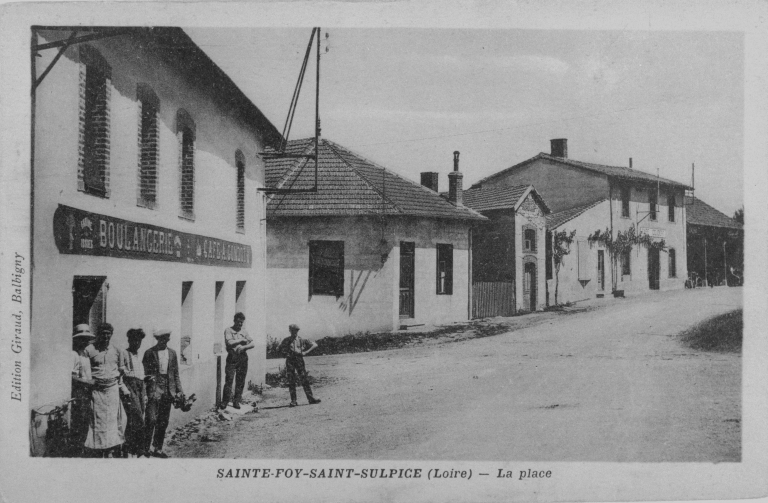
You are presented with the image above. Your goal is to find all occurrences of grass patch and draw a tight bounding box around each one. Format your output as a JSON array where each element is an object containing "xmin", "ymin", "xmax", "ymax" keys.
[
  {"xmin": 265, "ymin": 314, "xmax": 566, "ymax": 359},
  {"xmin": 679, "ymin": 309, "xmax": 742, "ymax": 353}
]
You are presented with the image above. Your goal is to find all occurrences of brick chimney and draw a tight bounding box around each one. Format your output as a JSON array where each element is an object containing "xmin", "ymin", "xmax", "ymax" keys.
[
  {"xmin": 629, "ymin": 157, "xmax": 633, "ymax": 169},
  {"xmin": 550, "ymin": 138, "xmax": 568, "ymax": 158},
  {"xmin": 420, "ymin": 172, "xmax": 439, "ymax": 192},
  {"xmin": 448, "ymin": 151, "xmax": 463, "ymax": 205}
]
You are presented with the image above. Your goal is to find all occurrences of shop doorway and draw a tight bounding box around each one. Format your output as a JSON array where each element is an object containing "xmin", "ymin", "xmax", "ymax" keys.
[{"xmin": 72, "ymin": 276, "xmax": 107, "ymax": 332}]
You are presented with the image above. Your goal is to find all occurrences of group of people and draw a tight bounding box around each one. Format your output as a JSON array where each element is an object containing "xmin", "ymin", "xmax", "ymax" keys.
[
  {"xmin": 70, "ymin": 314, "xmax": 322, "ymax": 458},
  {"xmin": 219, "ymin": 315, "xmax": 321, "ymax": 409},
  {"xmin": 71, "ymin": 323, "xmax": 184, "ymax": 458}
]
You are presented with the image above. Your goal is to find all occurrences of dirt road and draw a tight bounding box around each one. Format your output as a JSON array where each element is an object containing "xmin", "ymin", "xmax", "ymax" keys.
[{"xmin": 169, "ymin": 287, "xmax": 741, "ymax": 461}]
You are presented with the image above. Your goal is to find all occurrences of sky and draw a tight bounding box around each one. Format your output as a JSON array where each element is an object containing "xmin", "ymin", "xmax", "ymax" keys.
[{"xmin": 187, "ymin": 28, "xmax": 744, "ymax": 216}]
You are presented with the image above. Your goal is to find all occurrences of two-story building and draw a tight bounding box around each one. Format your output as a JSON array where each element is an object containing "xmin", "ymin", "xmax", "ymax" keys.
[
  {"xmin": 469, "ymin": 139, "xmax": 690, "ymax": 305},
  {"xmin": 265, "ymin": 140, "xmax": 486, "ymax": 340},
  {"xmin": 30, "ymin": 27, "xmax": 280, "ymax": 454}
]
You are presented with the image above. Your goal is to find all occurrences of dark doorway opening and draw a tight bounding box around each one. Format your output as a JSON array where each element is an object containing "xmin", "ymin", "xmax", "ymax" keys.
[
  {"xmin": 399, "ymin": 242, "xmax": 415, "ymax": 318},
  {"xmin": 648, "ymin": 249, "xmax": 660, "ymax": 290}
]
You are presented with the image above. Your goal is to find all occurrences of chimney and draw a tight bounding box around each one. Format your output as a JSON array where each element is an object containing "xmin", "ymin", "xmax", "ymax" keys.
[
  {"xmin": 550, "ymin": 138, "xmax": 568, "ymax": 158},
  {"xmin": 420, "ymin": 172, "xmax": 439, "ymax": 192},
  {"xmin": 629, "ymin": 157, "xmax": 633, "ymax": 169},
  {"xmin": 448, "ymin": 151, "xmax": 463, "ymax": 205}
]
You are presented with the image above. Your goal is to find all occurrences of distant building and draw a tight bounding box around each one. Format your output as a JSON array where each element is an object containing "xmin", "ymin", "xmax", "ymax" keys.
[
  {"xmin": 685, "ymin": 196, "xmax": 743, "ymax": 286},
  {"xmin": 463, "ymin": 185, "xmax": 550, "ymax": 315},
  {"xmin": 31, "ymin": 27, "xmax": 280, "ymax": 454},
  {"xmin": 470, "ymin": 139, "xmax": 691, "ymax": 304},
  {"xmin": 265, "ymin": 140, "xmax": 486, "ymax": 339}
]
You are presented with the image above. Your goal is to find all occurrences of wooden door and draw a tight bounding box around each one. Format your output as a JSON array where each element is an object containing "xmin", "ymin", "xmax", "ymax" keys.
[{"xmin": 399, "ymin": 242, "xmax": 415, "ymax": 318}]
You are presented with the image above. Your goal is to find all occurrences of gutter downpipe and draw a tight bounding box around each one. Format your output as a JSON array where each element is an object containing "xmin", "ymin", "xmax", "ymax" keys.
[{"xmin": 609, "ymin": 179, "xmax": 615, "ymax": 292}]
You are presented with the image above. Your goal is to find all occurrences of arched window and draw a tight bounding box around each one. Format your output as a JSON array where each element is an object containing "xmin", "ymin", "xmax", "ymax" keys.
[
  {"xmin": 524, "ymin": 227, "xmax": 537, "ymax": 253},
  {"xmin": 78, "ymin": 46, "xmax": 112, "ymax": 198},
  {"xmin": 176, "ymin": 109, "xmax": 196, "ymax": 220},
  {"xmin": 235, "ymin": 150, "xmax": 245, "ymax": 232},
  {"xmin": 137, "ymin": 84, "xmax": 160, "ymax": 208}
]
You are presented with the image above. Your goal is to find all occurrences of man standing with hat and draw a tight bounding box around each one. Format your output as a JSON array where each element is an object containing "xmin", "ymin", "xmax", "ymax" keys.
[
  {"xmin": 220, "ymin": 312, "xmax": 254, "ymax": 410},
  {"xmin": 121, "ymin": 329, "xmax": 148, "ymax": 457},
  {"xmin": 70, "ymin": 324, "xmax": 95, "ymax": 456},
  {"xmin": 142, "ymin": 328, "xmax": 183, "ymax": 458},
  {"xmin": 278, "ymin": 324, "xmax": 321, "ymax": 407}
]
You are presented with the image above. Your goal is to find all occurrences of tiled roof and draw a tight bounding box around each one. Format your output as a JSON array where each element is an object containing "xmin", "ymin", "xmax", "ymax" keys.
[
  {"xmin": 545, "ymin": 199, "xmax": 606, "ymax": 229},
  {"xmin": 265, "ymin": 139, "xmax": 487, "ymax": 221},
  {"xmin": 462, "ymin": 185, "xmax": 550, "ymax": 214},
  {"xmin": 685, "ymin": 196, "xmax": 742, "ymax": 230},
  {"xmin": 471, "ymin": 153, "xmax": 691, "ymax": 190}
]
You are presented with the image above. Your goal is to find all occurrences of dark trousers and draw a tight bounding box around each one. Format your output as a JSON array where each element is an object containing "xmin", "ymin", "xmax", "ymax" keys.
[
  {"xmin": 121, "ymin": 376, "xmax": 146, "ymax": 455},
  {"xmin": 70, "ymin": 381, "xmax": 92, "ymax": 457},
  {"xmin": 144, "ymin": 375, "xmax": 173, "ymax": 452},
  {"xmin": 286, "ymin": 356, "xmax": 315, "ymax": 403},
  {"xmin": 222, "ymin": 354, "xmax": 248, "ymax": 406}
]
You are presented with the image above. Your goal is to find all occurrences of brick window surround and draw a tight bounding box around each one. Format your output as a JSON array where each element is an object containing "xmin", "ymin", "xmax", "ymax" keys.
[
  {"xmin": 621, "ymin": 186, "xmax": 631, "ymax": 218},
  {"xmin": 523, "ymin": 226, "xmax": 537, "ymax": 253},
  {"xmin": 78, "ymin": 46, "xmax": 111, "ymax": 198},
  {"xmin": 176, "ymin": 109, "xmax": 196, "ymax": 221},
  {"xmin": 649, "ymin": 190, "xmax": 658, "ymax": 221},
  {"xmin": 235, "ymin": 150, "xmax": 245, "ymax": 233},
  {"xmin": 668, "ymin": 248, "xmax": 677, "ymax": 278},
  {"xmin": 137, "ymin": 84, "xmax": 160, "ymax": 209},
  {"xmin": 667, "ymin": 193, "xmax": 675, "ymax": 222}
]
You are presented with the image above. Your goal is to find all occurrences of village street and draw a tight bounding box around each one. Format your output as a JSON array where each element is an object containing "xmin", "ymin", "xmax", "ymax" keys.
[{"xmin": 168, "ymin": 287, "xmax": 741, "ymax": 462}]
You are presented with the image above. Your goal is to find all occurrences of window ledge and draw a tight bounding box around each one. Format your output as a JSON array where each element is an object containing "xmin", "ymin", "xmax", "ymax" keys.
[
  {"xmin": 236, "ymin": 228, "xmax": 245, "ymax": 235},
  {"xmin": 179, "ymin": 211, "xmax": 196, "ymax": 222},
  {"xmin": 137, "ymin": 197, "xmax": 157, "ymax": 210}
]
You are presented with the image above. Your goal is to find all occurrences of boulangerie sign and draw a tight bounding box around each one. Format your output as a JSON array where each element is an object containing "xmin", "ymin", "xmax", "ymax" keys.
[{"xmin": 52, "ymin": 204, "xmax": 252, "ymax": 268}]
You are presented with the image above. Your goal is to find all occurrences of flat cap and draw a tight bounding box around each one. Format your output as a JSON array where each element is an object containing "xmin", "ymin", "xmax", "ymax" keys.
[{"xmin": 289, "ymin": 324, "xmax": 300, "ymax": 331}]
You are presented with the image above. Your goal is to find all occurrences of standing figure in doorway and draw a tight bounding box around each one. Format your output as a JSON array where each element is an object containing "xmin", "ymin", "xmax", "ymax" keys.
[
  {"xmin": 83, "ymin": 322, "xmax": 128, "ymax": 457},
  {"xmin": 121, "ymin": 328, "xmax": 148, "ymax": 457},
  {"xmin": 70, "ymin": 324, "xmax": 95, "ymax": 457},
  {"xmin": 142, "ymin": 329, "xmax": 183, "ymax": 458},
  {"xmin": 220, "ymin": 312, "xmax": 254, "ymax": 409},
  {"xmin": 278, "ymin": 324, "xmax": 321, "ymax": 407}
]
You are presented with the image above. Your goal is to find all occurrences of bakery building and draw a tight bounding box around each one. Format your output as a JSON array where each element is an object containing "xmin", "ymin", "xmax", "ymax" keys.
[{"xmin": 30, "ymin": 27, "xmax": 279, "ymax": 453}]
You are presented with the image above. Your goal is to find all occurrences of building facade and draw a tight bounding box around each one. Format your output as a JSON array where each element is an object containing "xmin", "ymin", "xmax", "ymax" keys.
[
  {"xmin": 463, "ymin": 185, "xmax": 549, "ymax": 315},
  {"xmin": 31, "ymin": 27, "xmax": 280, "ymax": 453},
  {"xmin": 470, "ymin": 139, "xmax": 690, "ymax": 305},
  {"xmin": 266, "ymin": 140, "xmax": 486, "ymax": 340},
  {"xmin": 685, "ymin": 196, "xmax": 743, "ymax": 286}
]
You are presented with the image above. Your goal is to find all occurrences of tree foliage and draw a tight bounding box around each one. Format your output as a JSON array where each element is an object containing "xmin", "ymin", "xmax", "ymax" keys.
[
  {"xmin": 733, "ymin": 206, "xmax": 744, "ymax": 225},
  {"xmin": 587, "ymin": 224, "xmax": 666, "ymax": 291},
  {"xmin": 552, "ymin": 229, "xmax": 576, "ymax": 305}
]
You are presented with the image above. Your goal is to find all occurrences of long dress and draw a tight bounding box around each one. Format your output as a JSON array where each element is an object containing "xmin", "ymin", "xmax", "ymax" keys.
[
  {"xmin": 70, "ymin": 350, "xmax": 93, "ymax": 453},
  {"xmin": 83, "ymin": 344, "xmax": 127, "ymax": 450}
]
